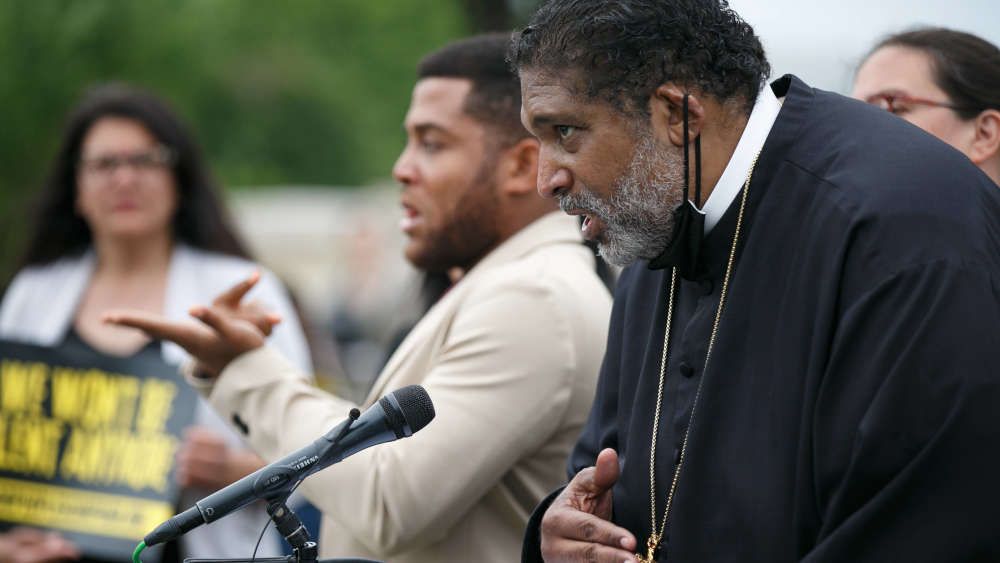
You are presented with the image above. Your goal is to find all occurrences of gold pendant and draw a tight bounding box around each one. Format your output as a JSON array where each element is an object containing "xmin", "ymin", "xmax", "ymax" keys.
[{"xmin": 636, "ymin": 535, "xmax": 658, "ymax": 562}]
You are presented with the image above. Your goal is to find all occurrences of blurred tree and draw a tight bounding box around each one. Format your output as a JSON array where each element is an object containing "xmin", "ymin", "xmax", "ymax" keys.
[
  {"xmin": 460, "ymin": 0, "xmax": 541, "ymax": 32},
  {"xmin": 0, "ymin": 0, "xmax": 476, "ymax": 287},
  {"xmin": 460, "ymin": 1, "xmax": 511, "ymax": 32}
]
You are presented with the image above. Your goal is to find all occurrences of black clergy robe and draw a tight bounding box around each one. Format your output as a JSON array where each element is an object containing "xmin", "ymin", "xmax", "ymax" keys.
[{"xmin": 522, "ymin": 75, "xmax": 1000, "ymax": 561}]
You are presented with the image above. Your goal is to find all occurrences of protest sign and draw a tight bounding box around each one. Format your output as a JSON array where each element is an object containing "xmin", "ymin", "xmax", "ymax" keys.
[{"xmin": 0, "ymin": 339, "xmax": 196, "ymax": 561}]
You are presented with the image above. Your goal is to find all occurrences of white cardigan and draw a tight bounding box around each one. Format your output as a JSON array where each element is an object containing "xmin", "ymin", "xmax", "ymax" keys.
[{"xmin": 0, "ymin": 243, "xmax": 313, "ymax": 558}]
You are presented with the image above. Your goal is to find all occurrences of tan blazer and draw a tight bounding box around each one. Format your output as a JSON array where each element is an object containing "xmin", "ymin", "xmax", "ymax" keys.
[{"xmin": 193, "ymin": 211, "xmax": 611, "ymax": 562}]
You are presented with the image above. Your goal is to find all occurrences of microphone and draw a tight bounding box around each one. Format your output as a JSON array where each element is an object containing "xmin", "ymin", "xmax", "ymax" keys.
[{"xmin": 144, "ymin": 385, "xmax": 435, "ymax": 546}]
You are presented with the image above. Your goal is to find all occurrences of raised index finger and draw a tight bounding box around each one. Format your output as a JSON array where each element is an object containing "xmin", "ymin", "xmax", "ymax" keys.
[
  {"xmin": 103, "ymin": 309, "xmax": 205, "ymax": 349},
  {"xmin": 213, "ymin": 270, "xmax": 261, "ymax": 308}
]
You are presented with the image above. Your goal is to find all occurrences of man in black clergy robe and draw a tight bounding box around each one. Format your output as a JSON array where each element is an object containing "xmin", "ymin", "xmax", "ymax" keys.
[{"xmin": 512, "ymin": 1, "xmax": 1000, "ymax": 561}]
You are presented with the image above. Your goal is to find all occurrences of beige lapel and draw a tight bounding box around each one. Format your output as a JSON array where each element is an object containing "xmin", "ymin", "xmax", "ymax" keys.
[
  {"xmin": 362, "ymin": 211, "xmax": 583, "ymax": 405},
  {"xmin": 362, "ymin": 285, "xmax": 460, "ymax": 405}
]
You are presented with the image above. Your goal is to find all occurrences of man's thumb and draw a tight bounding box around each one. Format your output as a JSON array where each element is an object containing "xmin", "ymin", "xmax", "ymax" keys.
[{"xmin": 592, "ymin": 448, "xmax": 620, "ymax": 491}]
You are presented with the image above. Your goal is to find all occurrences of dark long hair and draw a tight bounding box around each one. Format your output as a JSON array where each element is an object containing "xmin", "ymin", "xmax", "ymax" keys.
[
  {"xmin": 19, "ymin": 82, "xmax": 250, "ymax": 267},
  {"xmin": 870, "ymin": 28, "xmax": 1000, "ymax": 120}
]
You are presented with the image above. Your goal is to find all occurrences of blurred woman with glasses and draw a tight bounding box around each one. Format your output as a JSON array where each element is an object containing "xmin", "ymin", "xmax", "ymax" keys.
[
  {"xmin": 0, "ymin": 83, "xmax": 312, "ymax": 562},
  {"xmin": 853, "ymin": 27, "xmax": 1000, "ymax": 186}
]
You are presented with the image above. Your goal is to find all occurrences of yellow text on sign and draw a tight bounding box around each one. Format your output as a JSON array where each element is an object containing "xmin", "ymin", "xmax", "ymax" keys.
[
  {"xmin": 50, "ymin": 367, "xmax": 141, "ymax": 429},
  {"xmin": 0, "ymin": 477, "xmax": 173, "ymax": 540},
  {"xmin": 0, "ymin": 360, "xmax": 49, "ymax": 416},
  {"xmin": 59, "ymin": 428, "xmax": 177, "ymax": 493},
  {"xmin": 0, "ymin": 415, "xmax": 65, "ymax": 479}
]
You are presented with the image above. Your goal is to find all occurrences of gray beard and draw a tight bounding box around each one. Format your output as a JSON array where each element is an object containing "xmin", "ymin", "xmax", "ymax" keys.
[{"xmin": 559, "ymin": 134, "xmax": 685, "ymax": 267}]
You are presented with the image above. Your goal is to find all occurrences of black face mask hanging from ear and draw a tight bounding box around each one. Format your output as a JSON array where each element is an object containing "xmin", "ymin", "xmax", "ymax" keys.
[{"xmin": 648, "ymin": 93, "xmax": 704, "ymax": 278}]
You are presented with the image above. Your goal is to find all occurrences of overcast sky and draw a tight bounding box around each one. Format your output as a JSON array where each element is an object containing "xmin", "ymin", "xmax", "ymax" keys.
[{"xmin": 726, "ymin": 0, "xmax": 1000, "ymax": 94}]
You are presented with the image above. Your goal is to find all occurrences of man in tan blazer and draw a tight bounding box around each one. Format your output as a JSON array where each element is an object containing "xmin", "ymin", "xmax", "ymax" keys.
[{"xmin": 108, "ymin": 33, "xmax": 611, "ymax": 562}]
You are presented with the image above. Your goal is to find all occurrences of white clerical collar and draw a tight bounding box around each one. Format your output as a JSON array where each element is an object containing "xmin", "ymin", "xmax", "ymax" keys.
[{"xmin": 699, "ymin": 83, "xmax": 782, "ymax": 233}]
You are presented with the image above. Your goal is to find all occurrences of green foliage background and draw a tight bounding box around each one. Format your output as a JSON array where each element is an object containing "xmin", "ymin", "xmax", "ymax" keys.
[{"xmin": 0, "ymin": 0, "xmax": 539, "ymax": 287}]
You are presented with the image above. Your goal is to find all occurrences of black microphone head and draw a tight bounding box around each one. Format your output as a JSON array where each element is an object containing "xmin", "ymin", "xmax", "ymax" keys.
[{"xmin": 381, "ymin": 385, "xmax": 435, "ymax": 435}]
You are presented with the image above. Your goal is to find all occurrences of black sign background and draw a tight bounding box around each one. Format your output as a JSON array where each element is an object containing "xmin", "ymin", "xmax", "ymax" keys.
[{"xmin": 0, "ymin": 339, "xmax": 197, "ymax": 561}]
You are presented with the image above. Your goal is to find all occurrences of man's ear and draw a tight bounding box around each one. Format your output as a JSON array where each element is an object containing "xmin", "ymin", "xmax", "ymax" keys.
[
  {"xmin": 498, "ymin": 137, "xmax": 540, "ymax": 196},
  {"xmin": 968, "ymin": 109, "xmax": 1000, "ymax": 166},
  {"xmin": 650, "ymin": 83, "xmax": 705, "ymax": 148}
]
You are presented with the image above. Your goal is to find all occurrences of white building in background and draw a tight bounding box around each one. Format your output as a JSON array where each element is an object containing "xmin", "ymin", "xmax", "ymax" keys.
[
  {"xmin": 729, "ymin": 0, "xmax": 999, "ymax": 94},
  {"xmin": 228, "ymin": 186, "xmax": 422, "ymax": 396}
]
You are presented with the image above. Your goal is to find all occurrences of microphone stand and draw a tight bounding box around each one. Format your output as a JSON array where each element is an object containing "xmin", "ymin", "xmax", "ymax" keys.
[
  {"xmin": 181, "ymin": 407, "xmax": 382, "ymax": 563},
  {"xmin": 267, "ymin": 498, "xmax": 317, "ymax": 563},
  {"xmin": 183, "ymin": 495, "xmax": 380, "ymax": 563}
]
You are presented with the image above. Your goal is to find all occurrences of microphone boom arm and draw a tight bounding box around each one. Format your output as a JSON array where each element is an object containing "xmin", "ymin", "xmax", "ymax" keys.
[{"xmin": 142, "ymin": 386, "xmax": 434, "ymax": 548}]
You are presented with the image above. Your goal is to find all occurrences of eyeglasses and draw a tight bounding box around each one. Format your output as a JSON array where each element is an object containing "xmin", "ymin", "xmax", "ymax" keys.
[
  {"xmin": 78, "ymin": 145, "xmax": 176, "ymax": 178},
  {"xmin": 865, "ymin": 93, "xmax": 961, "ymax": 114}
]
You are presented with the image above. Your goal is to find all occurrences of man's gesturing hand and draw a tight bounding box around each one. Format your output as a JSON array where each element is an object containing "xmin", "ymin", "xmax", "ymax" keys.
[
  {"xmin": 540, "ymin": 448, "xmax": 638, "ymax": 563},
  {"xmin": 103, "ymin": 271, "xmax": 281, "ymax": 376}
]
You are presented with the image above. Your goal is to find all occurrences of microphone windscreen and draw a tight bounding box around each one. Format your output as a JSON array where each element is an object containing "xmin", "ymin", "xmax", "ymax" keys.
[
  {"xmin": 394, "ymin": 385, "xmax": 435, "ymax": 433},
  {"xmin": 379, "ymin": 394, "xmax": 408, "ymax": 439}
]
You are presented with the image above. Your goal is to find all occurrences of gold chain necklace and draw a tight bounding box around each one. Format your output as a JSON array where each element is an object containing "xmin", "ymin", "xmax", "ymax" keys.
[{"xmin": 637, "ymin": 149, "xmax": 761, "ymax": 563}]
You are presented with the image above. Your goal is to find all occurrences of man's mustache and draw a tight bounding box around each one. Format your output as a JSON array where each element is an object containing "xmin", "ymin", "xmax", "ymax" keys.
[{"xmin": 557, "ymin": 192, "xmax": 609, "ymax": 221}]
